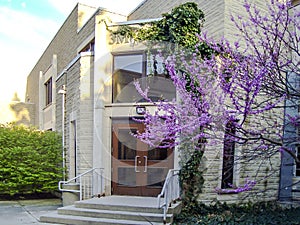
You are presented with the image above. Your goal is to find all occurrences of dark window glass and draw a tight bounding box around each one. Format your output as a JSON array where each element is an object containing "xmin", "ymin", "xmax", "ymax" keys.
[
  {"xmin": 117, "ymin": 129, "xmax": 137, "ymax": 160},
  {"xmin": 296, "ymin": 147, "xmax": 300, "ymax": 176},
  {"xmin": 221, "ymin": 121, "xmax": 236, "ymax": 189},
  {"xmin": 112, "ymin": 53, "xmax": 176, "ymax": 103},
  {"xmin": 148, "ymin": 148, "xmax": 168, "ymax": 161},
  {"xmin": 45, "ymin": 78, "xmax": 52, "ymax": 106},
  {"xmin": 147, "ymin": 167, "xmax": 168, "ymax": 187},
  {"xmin": 118, "ymin": 167, "xmax": 136, "ymax": 186},
  {"xmin": 113, "ymin": 54, "xmax": 143, "ymax": 103}
]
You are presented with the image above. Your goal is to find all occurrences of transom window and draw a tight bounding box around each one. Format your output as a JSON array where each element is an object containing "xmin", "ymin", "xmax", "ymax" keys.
[{"xmin": 112, "ymin": 52, "xmax": 175, "ymax": 103}]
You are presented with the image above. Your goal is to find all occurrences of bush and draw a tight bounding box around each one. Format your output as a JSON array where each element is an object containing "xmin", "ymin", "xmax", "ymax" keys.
[
  {"xmin": 174, "ymin": 201, "xmax": 300, "ymax": 225},
  {"xmin": 0, "ymin": 123, "xmax": 62, "ymax": 196}
]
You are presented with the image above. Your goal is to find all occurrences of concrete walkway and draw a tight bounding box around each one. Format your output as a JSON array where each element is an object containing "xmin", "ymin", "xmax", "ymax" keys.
[{"xmin": 0, "ymin": 198, "xmax": 62, "ymax": 225}]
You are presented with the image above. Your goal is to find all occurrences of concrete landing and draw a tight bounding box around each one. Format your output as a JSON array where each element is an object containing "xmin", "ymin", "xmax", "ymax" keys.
[{"xmin": 80, "ymin": 195, "xmax": 159, "ymax": 208}]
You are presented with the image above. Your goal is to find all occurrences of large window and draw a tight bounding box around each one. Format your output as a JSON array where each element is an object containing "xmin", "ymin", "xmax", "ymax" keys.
[
  {"xmin": 112, "ymin": 52, "xmax": 176, "ymax": 103},
  {"xmin": 45, "ymin": 78, "xmax": 52, "ymax": 106},
  {"xmin": 221, "ymin": 121, "xmax": 236, "ymax": 189}
]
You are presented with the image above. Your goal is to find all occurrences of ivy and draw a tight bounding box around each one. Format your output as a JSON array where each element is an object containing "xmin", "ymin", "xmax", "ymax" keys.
[
  {"xmin": 0, "ymin": 123, "xmax": 62, "ymax": 196},
  {"xmin": 110, "ymin": 2, "xmax": 213, "ymax": 56},
  {"xmin": 174, "ymin": 201, "xmax": 300, "ymax": 225},
  {"xmin": 137, "ymin": 2, "xmax": 204, "ymax": 47},
  {"xmin": 179, "ymin": 149, "xmax": 205, "ymax": 210}
]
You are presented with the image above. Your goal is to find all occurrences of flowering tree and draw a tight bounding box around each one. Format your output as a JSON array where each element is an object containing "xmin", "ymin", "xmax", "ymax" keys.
[{"xmin": 135, "ymin": 0, "xmax": 300, "ymax": 202}]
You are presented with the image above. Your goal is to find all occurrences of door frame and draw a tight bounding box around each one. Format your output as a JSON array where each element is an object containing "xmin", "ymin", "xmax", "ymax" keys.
[{"xmin": 111, "ymin": 119, "xmax": 174, "ymax": 196}]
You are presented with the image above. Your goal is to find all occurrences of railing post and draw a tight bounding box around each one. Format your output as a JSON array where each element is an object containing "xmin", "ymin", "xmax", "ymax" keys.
[
  {"xmin": 100, "ymin": 169, "xmax": 103, "ymax": 194},
  {"xmin": 58, "ymin": 168, "xmax": 104, "ymax": 202},
  {"xmin": 157, "ymin": 169, "xmax": 180, "ymax": 222},
  {"xmin": 80, "ymin": 176, "xmax": 82, "ymax": 200}
]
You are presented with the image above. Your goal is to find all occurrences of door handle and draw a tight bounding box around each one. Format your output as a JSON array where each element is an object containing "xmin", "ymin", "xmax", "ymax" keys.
[
  {"xmin": 135, "ymin": 156, "xmax": 140, "ymax": 172},
  {"xmin": 144, "ymin": 156, "xmax": 148, "ymax": 172}
]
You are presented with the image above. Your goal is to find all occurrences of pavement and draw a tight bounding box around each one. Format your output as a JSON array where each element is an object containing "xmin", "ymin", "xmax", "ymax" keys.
[{"xmin": 0, "ymin": 198, "xmax": 62, "ymax": 225}]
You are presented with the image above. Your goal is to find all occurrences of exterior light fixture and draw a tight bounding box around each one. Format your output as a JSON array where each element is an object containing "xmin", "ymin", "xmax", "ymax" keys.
[{"xmin": 136, "ymin": 106, "xmax": 146, "ymax": 115}]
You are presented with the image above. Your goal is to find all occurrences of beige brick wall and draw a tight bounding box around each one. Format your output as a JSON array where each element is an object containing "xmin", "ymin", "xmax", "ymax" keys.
[
  {"xmin": 129, "ymin": 0, "xmax": 270, "ymax": 41},
  {"xmin": 26, "ymin": 3, "xmax": 100, "ymax": 127},
  {"xmin": 196, "ymin": 106, "xmax": 282, "ymax": 204},
  {"xmin": 128, "ymin": 0, "xmax": 226, "ymax": 40},
  {"xmin": 56, "ymin": 53, "xmax": 94, "ymax": 179},
  {"xmin": 224, "ymin": 0, "xmax": 269, "ymax": 44},
  {"xmin": 77, "ymin": 54, "xmax": 94, "ymax": 173}
]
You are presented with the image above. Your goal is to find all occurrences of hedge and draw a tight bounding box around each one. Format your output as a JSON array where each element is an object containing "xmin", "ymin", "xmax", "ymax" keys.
[{"xmin": 0, "ymin": 123, "xmax": 63, "ymax": 196}]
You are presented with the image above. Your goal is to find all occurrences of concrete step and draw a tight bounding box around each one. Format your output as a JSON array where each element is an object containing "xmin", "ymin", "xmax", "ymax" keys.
[
  {"xmin": 58, "ymin": 205, "xmax": 173, "ymax": 222},
  {"xmin": 40, "ymin": 211, "xmax": 170, "ymax": 225},
  {"xmin": 75, "ymin": 196, "xmax": 163, "ymax": 214},
  {"xmin": 40, "ymin": 196, "xmax": 181, "ymax": 225}
]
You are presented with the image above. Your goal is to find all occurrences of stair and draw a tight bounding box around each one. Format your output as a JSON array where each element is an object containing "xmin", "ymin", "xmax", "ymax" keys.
[{"xmin": 40, "ymin": 195, "xmax": 181, "ymax": 225}]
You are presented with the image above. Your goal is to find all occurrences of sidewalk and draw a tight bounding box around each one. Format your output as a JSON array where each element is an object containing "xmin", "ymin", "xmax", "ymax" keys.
[{"xmin": 0, "ymin": 198, "xmax": 62, "ymax": 225}]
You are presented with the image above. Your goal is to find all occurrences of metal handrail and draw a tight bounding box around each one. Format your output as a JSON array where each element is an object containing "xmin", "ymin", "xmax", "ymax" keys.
[
  {"xmin": 157, "ymin": 169, "xmax": 180, "ymax": 223},
  {"xmin": 59, "ymin": 167, "xmax": 104, "ymax": 200}
]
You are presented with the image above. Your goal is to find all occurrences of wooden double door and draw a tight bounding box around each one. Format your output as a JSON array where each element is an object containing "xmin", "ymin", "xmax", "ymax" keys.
[{"xmin": 112, "ymin": 120, "xmax": 173, "ymax": 196}]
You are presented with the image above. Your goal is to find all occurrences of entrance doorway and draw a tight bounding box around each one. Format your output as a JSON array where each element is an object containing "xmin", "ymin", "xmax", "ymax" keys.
[{"xmin": 112, "ymin": 119, "xmax": 174, "ymax": 196}]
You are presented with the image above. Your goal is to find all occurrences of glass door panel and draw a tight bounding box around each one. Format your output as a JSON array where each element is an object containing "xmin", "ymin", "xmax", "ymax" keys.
[
  {"xmin": 117, "ymin": 129, "xmax": 137, "ymax": 160},
  {"xmin": 112, "ymin": 120, "xmax": 174, "ymax": 196}
]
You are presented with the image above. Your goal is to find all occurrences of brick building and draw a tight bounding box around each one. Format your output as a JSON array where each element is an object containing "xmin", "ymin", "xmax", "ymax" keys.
[{"xmin": 25, "ymin": 0, "xmax": 300, "ymax": 213}]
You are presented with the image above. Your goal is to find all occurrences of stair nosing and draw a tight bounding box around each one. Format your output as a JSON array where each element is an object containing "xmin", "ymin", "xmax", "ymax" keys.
[
  {"xmin": 41, "ymin": 211, "xmax": 167, "ymax": 225},
  {"xmin": 59, "ymin": 205, "xmax": 172, "ymax": 217}
]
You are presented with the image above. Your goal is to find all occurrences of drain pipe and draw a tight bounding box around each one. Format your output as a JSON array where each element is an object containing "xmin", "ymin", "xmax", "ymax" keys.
[{"xmin": 58, "ymin": 85, "xmax": 66, "ymax": 181}]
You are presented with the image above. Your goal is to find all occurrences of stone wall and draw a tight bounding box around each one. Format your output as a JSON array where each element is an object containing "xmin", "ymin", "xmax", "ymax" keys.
[
  {"xmin": 26, "ymin": 3, "xmax": 99, "ymax": 128},
  {"xmin": 128, "ymin": 0, "xmax": 226, "ymax": 40},
  {"xmin": 129, "ymin": 0, "xmax": 270, "ymax": 42},
  {"xmin": 197, "ymin": 106, "xmax": 282, "ymax": 204},
  {"xmin": 56, "ymin": 53, "xmax": 94, "ymax": 179}
]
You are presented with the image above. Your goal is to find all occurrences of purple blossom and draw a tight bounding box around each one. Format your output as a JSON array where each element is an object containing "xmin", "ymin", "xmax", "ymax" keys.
[
  {"xmin": 215, "ymin": 179, "xmax": 257, "ymax": 194},
  {"xmin": 134, "ymin": 0, "xmax": 299, "ymax": 194}
]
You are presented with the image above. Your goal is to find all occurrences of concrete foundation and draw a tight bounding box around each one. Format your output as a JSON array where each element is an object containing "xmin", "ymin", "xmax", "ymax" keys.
[{"xmin": 62, "ymin": 183, "xmax": 80, "ymax": 206}]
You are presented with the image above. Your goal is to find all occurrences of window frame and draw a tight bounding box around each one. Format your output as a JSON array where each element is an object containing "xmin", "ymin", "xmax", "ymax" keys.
[
  {"xmin": 112, "ymin": 51, "xmax": 147, "ymax": 103},
  {"xmin": 295, "ymin": 146, "xmax": 300, "ymax": 176},
  {"xmin": 45, "ymin": 77, "xmax": 52, "ymax": 106},
  {"xmin": 221, "ymin": 121, "xmax": 236, "ymax": 189},
  {"xmin": 112, "ymin": 51, "xmax": 175, "ymax": 103}
]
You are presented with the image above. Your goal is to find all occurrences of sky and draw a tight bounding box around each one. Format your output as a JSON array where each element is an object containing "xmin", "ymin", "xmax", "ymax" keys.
[{"xmin": 0, "ymin": 0, "xmax": 144, "ymax": 103}]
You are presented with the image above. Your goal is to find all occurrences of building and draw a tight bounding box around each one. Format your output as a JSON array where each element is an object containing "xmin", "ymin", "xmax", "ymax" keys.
[
  {"xmin": 0, "ymin": 93, "xmax": 35, "ymax": 126},
  {"xmin": 25, "ymin": 0, "xmax": 300, "ymax": 211}
]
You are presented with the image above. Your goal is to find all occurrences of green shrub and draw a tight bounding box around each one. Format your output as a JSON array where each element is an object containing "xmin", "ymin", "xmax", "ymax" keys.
[{"xmin": 0, "ymin": 123, "xmax": 62, "ymax": 196}]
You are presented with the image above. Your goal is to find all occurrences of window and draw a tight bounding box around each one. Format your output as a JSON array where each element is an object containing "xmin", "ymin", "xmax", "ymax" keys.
[
  {"xmin": 295, "ymin": 147, "xmax": 300, "ymax": 176},
  {"xmin": 221, "ymin": 121, "xmax": 236, "ymax": 189},
  {"xmin": 113, "ymin": 53, "xmax": 144, "ymax": 103},
  {"xmin": 45, "ymin": 78, "xmax": 52, "ymax": 106},
  {"xmin": 112, "ymin": 52, "xmax": 175, "ymax": 103},
  {"xmin": 80, "ymin": 39, "xmax": 95, "ymax": 53}
]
